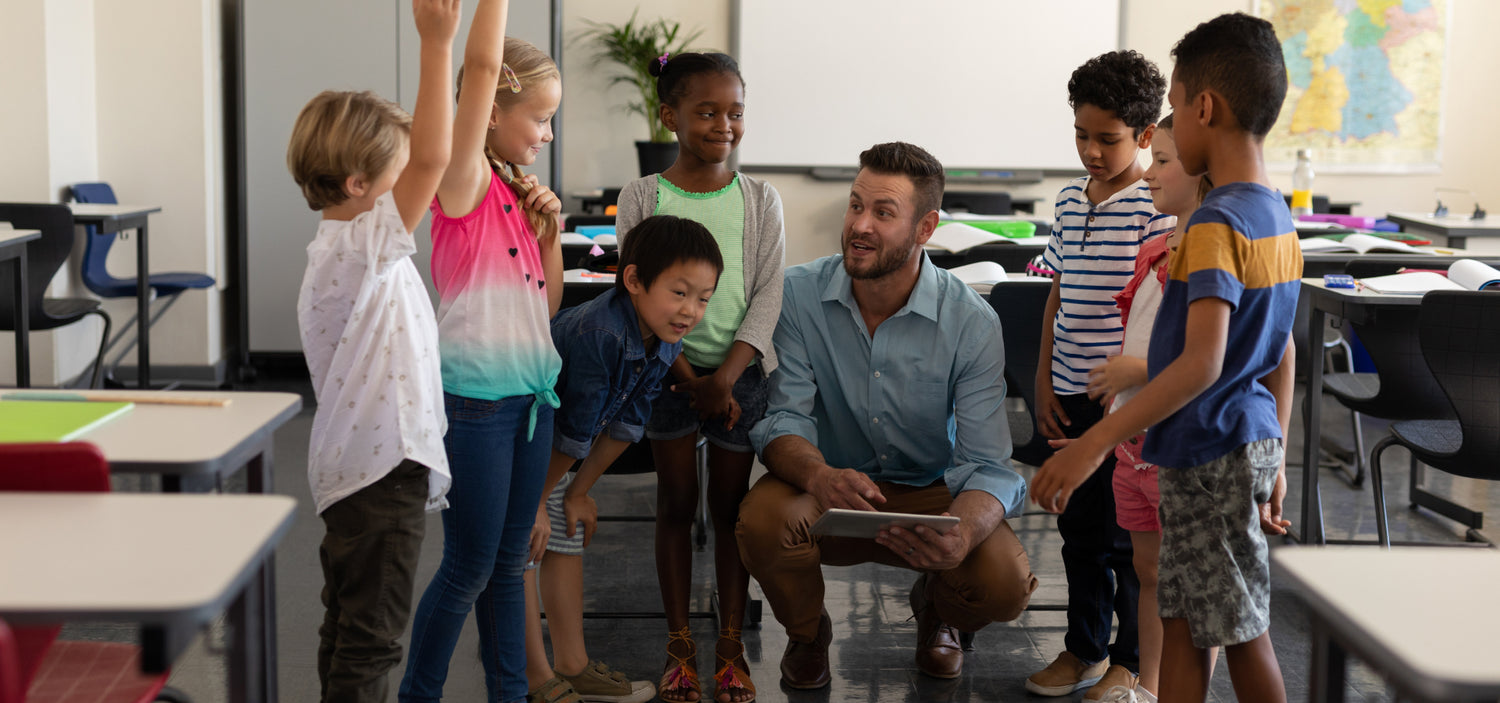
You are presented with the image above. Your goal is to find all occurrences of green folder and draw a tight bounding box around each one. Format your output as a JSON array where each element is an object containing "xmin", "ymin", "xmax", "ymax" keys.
[
  {"xmin": 0, "ymin": 400, "xmax": 134, "ymax": 443},
  {"xmin": 954, "ymin": 220, "xmax": 1036, "ymax": 238}
]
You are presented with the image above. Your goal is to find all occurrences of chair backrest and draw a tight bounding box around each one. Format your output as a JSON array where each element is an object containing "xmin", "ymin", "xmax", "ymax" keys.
[
  {"xmin": 1343, "ymin": 306, "xmax": 1452, "ymax": 420},
  {"xmin": 68, "ymin": 182, "xmax": 124, "ymax": 298},
  {"xmin": 1417, "ymin": 291, "xmax": 1500, "ymax": 479},
  {"xmin": 0, "ymin": 203, "xmax": 80, "ymax": 331},
  {"xmin": 989, "ymin": 281, "xmax": 1055, "ymax": 467},
  {"xmin": 0, "ymin": 442, "xmax": 111, "ymax": 686},
  {"xmin": 942, "ymin": 190, "xmax": 1012, "ymax": 216}
]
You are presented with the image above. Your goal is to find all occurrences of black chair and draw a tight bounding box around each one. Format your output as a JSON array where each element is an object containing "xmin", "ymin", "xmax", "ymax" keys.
[
  {"xmin": 1368, "ymin": 290, "xmax": 1500, "ymax": 547},
  {"xmin": 1314, "ymin": 259, "xmax": 1452, "ymax": 487},
  {"xmin": 988, "ymin": 281, "xmax": 1055, "ymax": 468},
  {"xmin": 0, "ymin": 203, "xmax": 111, "ymax": 388},
  {"xmin": 564, "ymin": 214, "xmax": 616, "ymax": 232},
  {"xmin": 942, "ymin": 190, "xmax": 1012, "ymax": 216}
]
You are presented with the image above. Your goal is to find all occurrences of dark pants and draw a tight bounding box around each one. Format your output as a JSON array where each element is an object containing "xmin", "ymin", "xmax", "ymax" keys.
[
  {"xmin": 318, "ymin": 459, "xmax": 429, "ymax": 703},
  {"xmin": 1055, "ymin": 393, "xmax": 1140, "ymax": 671}
]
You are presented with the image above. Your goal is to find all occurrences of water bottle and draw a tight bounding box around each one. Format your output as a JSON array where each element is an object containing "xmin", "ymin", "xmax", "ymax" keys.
[{"xmin": 1291, "ymin": 149, "xmax": 1315, "ymax": 217}]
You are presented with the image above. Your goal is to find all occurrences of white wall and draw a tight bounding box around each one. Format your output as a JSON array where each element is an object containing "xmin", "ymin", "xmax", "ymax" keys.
[
  {"xmin": 559, "ymin": 0, "xmax": 1500, "ymax": 265},
  {"xmin": 0, "ymin": 0, "xmax": 224, "ymax": 386}
]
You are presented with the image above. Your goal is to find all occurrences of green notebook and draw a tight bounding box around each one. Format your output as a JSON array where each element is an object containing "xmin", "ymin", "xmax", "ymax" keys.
[
  {"xmin": 0, "ymin": 400, "xmax": 134, "ymax": 443},
  {"xmin": 956, "ymin": 220, "xmax": 1037, "ymax": 238}
]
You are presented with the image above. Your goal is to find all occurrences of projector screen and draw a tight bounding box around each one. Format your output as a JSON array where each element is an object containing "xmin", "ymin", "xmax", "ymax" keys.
[{"xmin": 734, "ymin": 1, "xmax": 1123, "ymax": 174}]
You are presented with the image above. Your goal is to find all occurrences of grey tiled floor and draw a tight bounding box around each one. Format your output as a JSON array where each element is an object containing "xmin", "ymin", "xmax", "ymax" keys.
[{"xmin": 135, "ymin": 386, "xmax": 1500, "ymax": 702}]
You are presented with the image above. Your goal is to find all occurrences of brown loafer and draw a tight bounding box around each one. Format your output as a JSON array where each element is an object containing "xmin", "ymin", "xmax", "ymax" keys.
[
  {"xmin": 779, "ymin": 609, "xmax": 832, "ymax": 689},
  {"xmin": 910, "ymin": 574, "xmax": 964, "ymax": 679}
]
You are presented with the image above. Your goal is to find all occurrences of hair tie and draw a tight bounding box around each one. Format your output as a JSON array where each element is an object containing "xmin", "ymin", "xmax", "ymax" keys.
[
  {"xmin": 657, "ymin": 52, "xmax": 670, "ymax": 68},
  {"xmin": 502, "ymin": 63, "xmax": 522, "ymax": 94}
]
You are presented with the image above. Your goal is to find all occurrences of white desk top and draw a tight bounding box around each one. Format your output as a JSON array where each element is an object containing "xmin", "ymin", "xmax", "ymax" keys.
[
  {"xmin": 1300, "ymin": 277, "xmax": 1426, "ymax": 305},
  {"xmin": 1387, "ymin": 212, "xmax": 1500, "ymax": 232},
  {"xmin": 64, "ymin": 390, "xmax": 302, "ymax": 474},
  {"xmin": 0, "ymin": 492, "xmax": 296, "ymax": 625},
  {"xmin": 66, "ymin": 203, "xmax": 162, "ymax": 220},
  {"xmin": 0, "ymin": 229, "xmax": 40, "ymax": 247},
  {"xmin": 1274, "ymin": 547, "xmax": 1500, "ymax": 698}
]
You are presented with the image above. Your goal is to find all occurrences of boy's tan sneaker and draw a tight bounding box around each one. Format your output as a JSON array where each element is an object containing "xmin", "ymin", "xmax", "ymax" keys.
[
  {"xmin": 1082, "ymin": 665, "xmax": 1139, "ymax": 702},
  {"xmin": 1025, "ymin": 651, "xmax": 1110, "ymax": 696},
  {"xmin": 558, "ymin": 660, "xmax": 656, "ymax": 703}
]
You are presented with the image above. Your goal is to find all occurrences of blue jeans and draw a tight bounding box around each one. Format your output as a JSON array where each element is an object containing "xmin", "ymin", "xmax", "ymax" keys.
[{"xmin": 399, "ymin": 393, "xmax": 553, "ymax": 703}]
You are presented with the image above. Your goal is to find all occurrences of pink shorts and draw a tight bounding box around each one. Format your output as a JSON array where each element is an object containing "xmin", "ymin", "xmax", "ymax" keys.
[{"xmin": 1113, "ymin": 434, "xmax": 1161, "ymax": 532}]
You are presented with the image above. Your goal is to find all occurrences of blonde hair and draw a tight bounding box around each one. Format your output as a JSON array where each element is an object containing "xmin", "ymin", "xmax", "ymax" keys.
[
  {"xmin": 457, "ymin": 37, "xmax": 561, "ymax": 240},
  {"xmin": 1156, "ymin": 114, "xmax": 1214, "ymax": 204},
  {"xmin": 287, "ymin": 91, "xmax": 411, "ymax": 211}
]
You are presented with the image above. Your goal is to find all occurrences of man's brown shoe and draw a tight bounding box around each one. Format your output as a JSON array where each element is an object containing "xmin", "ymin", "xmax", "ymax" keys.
[
  {"xmin": 779, "ymin": 609, "xmax": 833, "ymax": 689},
  {"xmin": 909, "ymin": 574, "xmax": 964, "ymax": 679}
]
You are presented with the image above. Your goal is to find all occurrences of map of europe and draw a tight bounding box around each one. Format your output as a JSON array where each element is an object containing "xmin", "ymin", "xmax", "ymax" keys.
[{"xmin": 1260, "ymin": 0, "xmax": 1446, "ymax": 170}]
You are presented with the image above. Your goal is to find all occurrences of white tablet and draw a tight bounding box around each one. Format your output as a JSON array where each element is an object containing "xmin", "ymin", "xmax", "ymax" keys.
[{"xmin": 809, "ymin": 508, "xmax": 960, "ymax": 539}]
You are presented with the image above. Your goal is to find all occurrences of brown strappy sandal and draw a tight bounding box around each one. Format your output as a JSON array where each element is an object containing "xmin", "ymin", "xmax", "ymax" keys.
[
  {"xmin": 660, "ymin": 626, "xmax": 701, "ymax": 703},
  {"xmin": 713, "ymin": 627, "xmax": 756, "ymax": 703}
]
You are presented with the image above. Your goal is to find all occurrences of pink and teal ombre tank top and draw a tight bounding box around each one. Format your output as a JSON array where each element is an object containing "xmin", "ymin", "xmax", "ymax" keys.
[{"xmin": 430, "ymin": 171, "xmax": 562, "ymax": 414}]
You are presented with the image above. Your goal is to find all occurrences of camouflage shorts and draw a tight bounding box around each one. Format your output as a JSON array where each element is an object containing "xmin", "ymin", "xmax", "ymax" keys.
[{"xmin": 1157, "ymin": 439, "xmax": 1283, "ymax": 648}]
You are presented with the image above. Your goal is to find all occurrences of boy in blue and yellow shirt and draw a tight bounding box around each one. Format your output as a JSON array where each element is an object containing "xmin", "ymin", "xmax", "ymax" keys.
[{"xmin": 1030, "ymin": 13, "xmax": 1299, "ymax": 703}]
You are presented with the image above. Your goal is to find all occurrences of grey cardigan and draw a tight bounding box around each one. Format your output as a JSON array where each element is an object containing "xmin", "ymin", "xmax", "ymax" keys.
[{"xmin": 615, "ymin": 173, "xmax": 785, "ymax": 374}]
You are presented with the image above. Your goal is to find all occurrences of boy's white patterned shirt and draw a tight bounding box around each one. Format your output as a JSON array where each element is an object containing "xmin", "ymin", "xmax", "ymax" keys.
[{"xmin": 297, "ymin": 193, "xmax": 450, "ymax": 514}]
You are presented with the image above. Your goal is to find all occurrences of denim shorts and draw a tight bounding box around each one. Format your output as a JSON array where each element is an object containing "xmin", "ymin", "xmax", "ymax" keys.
[{"xmin": 645, "ymin": 364, "xmax": 768, "ymax": 453}]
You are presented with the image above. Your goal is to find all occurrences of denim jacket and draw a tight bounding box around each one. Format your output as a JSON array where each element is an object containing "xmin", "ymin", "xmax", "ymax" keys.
[{"xmin": 550, "ymin": 288, "xmax": 681, "ymax": 460}]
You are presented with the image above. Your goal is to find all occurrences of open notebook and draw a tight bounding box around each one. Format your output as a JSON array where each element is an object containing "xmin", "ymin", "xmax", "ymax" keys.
[
  {"xmin": 1299, "ymin": 233, "xmax": 1429, "ymax": 255},
  {"xmin": 1359, "ymin": 259, "xmax": 1500, "ymax": 295}
]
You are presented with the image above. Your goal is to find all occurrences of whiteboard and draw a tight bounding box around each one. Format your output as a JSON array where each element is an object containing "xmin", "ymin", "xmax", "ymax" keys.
[{"xmin": 734, "ymin": 0, "xmax": 1123, "ymax": 172}]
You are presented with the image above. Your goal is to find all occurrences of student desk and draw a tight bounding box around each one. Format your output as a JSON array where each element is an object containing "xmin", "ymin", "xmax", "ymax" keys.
[
  {"xmin": 71, "ymin": 389, "xmax": 303, "ymax": 494},
  {"xmin": 68, "ymin": 389, "xmax": 301, "ymax": 701},
  {"xmin": 0, "ymin": 492, "xmax": 296, "ymax": 703},
  {"xmin": 66, "ymin": 203, "xmax": 162, "ymax": 388},
  {"xmin": 0, "ymin": 228, "xmax": 40, "ymax": 388},
  {"xmin": 1297, "ymin": 280, "xmax": 1430, "ymax": 544},
  {"xmin": 925, "ymin": 242, "xmax": 1049, "ymax": 274},
  {"xmin": 1274, "ymin": 546, "xmax": 1500, "ymax": 703},
  {"xmin": 1386, "ymin": 212, "xmax": 1500, "ymax": 249}
]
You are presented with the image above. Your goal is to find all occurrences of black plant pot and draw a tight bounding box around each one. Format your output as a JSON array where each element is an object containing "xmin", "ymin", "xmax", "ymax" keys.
[{"xmin": 635, "ymin": 140, "xmax": 679, "ymax": 177}]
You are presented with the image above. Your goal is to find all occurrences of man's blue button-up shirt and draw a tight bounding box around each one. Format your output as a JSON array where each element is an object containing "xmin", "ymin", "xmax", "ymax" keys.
[{"xmin": 749, "ymin": 254, "xmax": 1027, "ymax": 516}]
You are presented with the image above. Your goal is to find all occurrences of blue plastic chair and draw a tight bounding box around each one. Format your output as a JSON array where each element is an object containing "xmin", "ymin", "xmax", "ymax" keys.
[{"xmin": 69, "ymin": 183, "xmax": 214, "ymax": 376}]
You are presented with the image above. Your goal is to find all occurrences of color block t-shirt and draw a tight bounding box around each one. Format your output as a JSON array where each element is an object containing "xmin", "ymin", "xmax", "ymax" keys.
[
  {"xmin": 1142, "ymin": 182, "xmax": 1302, "ymax": 469},
  {"xmin": 1042, "ymin": 177, "xmax": 1174, "ymax": 394},
  {"xmin": 653, "ymin": 174, "xmax": 746, "ymax": 368},
  {"xmin": 429, "ymin": 171, "xmax": 562, "ymax": 402}
]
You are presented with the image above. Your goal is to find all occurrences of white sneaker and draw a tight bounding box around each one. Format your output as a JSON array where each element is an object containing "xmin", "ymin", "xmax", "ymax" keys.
[{"xmin": 1098, "ymin": 686, "xmax": 1138, "ymax": 703}]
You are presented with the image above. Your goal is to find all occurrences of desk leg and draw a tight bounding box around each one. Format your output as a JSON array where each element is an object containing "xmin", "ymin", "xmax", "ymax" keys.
[
  {"xmin": 1308, "ymin": 620, "xmax": 1347, "ymax": 703},
  {"xmin": 12, "ymin": 251, "xmax": 28, "ymax": 388},
  {"xmin": 1448, "ymin": 234, "xmax": 1467, "ymax": 249},
  {"xmin": 247, "ymin": 450, "xmax": 279, "ymax": 703},
  {"xmin": 228, "ymin": 562, "xmax": 272, "ymax": 703},
  {"xmin": 137, "ymin": 221, "xmax": 150, "ymax": 389},
  {"xmin": 1301, "ymin": 302, "xmax": 1327, "ymax": 545}
]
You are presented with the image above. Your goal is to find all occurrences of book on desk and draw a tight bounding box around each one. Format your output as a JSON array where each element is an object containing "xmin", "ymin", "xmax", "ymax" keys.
[
  {"xmin": 1359, "ymin": 258, "xmax": 1500, "ymax": 294},
  {"xmin": 1300, "ymin": 232, "xmax": 1433, "ymax": 255}
]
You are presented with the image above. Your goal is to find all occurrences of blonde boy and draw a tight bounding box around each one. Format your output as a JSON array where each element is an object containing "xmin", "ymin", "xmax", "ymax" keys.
[{"xmin": 287, "ymin": 1, "xmax": 460, "ymax": 698}]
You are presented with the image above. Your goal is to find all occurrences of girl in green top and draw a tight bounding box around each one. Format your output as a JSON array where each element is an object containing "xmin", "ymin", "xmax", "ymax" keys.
[{"xmin": 615, "ymin": 51, "xmax": 785, "ymax": 703}]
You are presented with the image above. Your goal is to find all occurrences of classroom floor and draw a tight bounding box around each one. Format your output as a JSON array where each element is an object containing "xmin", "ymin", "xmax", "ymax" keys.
[{"xmin": 116, "ymin": 380, "xmax": 1500, "ymax": 703}]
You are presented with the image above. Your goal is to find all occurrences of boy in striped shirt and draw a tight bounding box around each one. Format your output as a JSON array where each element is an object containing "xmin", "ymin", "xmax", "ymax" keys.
[
  {"xmin": 1031, "ymin": 15, "xmax": 1300, "ymax": 702},
  {"xmin": 1028, "ymin": 50, "xmax": 1172, "ymax": 702}
]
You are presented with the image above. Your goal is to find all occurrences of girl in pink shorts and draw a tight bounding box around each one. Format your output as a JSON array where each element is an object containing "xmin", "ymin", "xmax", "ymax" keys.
[{"xmin": 1080, "ymin": 114, "xmax": 1209, "ymax": 703}]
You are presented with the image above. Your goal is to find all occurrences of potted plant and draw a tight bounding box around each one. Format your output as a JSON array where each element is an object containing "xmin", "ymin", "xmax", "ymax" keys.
[{"xmin": 576, "ymin": 9, "xmax": 702, "ymax": 177}]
